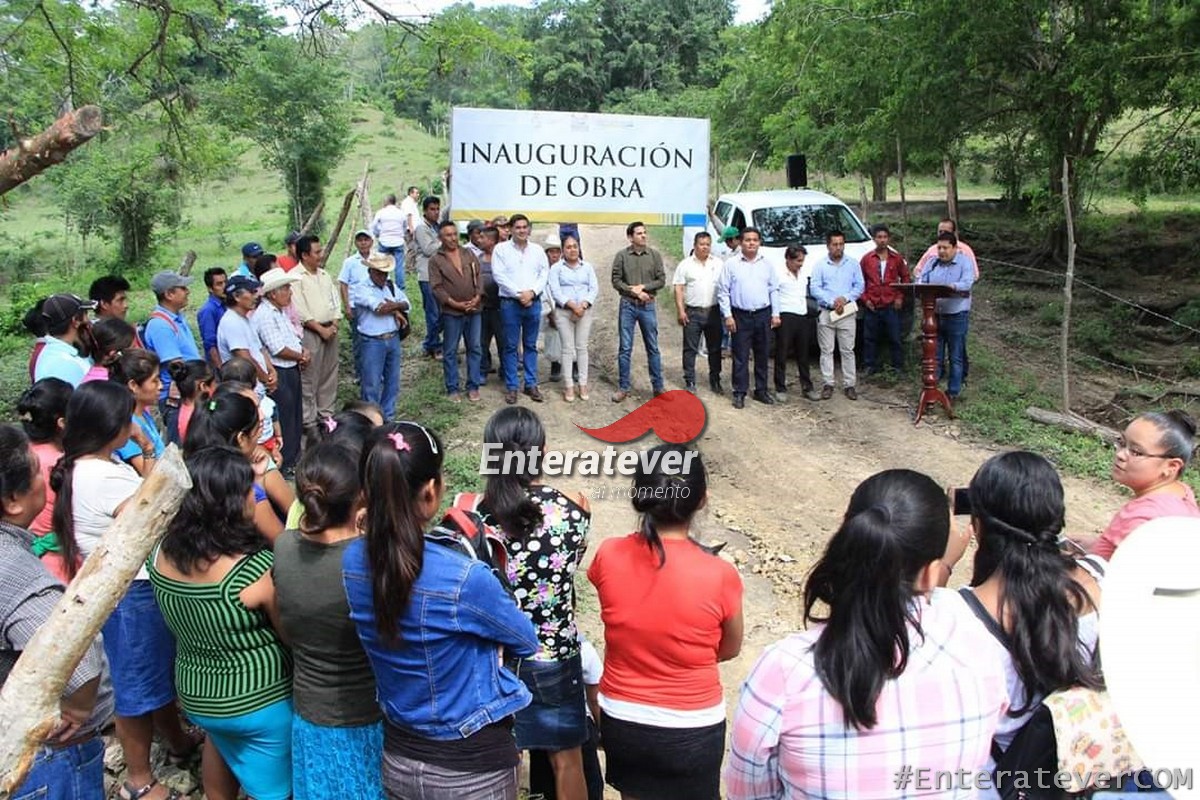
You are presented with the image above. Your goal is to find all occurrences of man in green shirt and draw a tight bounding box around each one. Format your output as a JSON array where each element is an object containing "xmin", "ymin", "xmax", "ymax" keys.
[{"xmin": 610, "ymin": 221, "xmax": 666, "ymax": 401}]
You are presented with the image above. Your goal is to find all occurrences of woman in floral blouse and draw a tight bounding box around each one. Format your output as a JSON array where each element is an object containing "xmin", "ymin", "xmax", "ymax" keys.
[{"xmin": 477, "ymin": 406, "xmax": 591, "ymax": 800}]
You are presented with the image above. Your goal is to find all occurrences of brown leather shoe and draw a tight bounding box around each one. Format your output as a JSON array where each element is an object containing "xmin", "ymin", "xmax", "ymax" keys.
[
  {"xmin": 844, "ymin": 386, "xmax": 858, "ymax": 401},
  {"xmin": 611, "ymin": 390, "xmax": 629, "ymax": 403},
  {"xmin": 820, "ymin": 385, "xmax": 834, "ymax": 400},
  {"xmin": 523, "ymin": 386, "xmax": 544, "ymax": 402},
  {"xmin": 504, "ymin": 390, "xmax": 518, "ymax": 405}
]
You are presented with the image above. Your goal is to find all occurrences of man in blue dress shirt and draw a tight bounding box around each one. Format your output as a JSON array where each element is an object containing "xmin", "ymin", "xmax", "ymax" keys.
[
  {"xmin": 810, "ymin": 230, "xmax": 864, "ymax": 400},
  {"xmin": 918, "ymin": 231, "xmax": 975, "ymax": 399},
  {"xmin": 717, "ymin": 228, "xmax": 781, "ymax": 409}
]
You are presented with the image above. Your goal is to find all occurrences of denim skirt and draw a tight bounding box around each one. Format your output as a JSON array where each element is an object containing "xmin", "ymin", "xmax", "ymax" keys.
[
  {"xmin": 600, "ymin": 715, "xmax": 725, "ymax": 800},
  {"xmin": 509, "ymin": 654, "xmax": 588, "ymax": 751},
  {"xmin": 101, "ymin": 580, "xmax": 177, "ymax": 717}
]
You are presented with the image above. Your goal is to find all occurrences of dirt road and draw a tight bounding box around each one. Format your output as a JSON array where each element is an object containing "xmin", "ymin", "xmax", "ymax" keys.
[{"xmin": 447, "ymin": 224, "xmax": 1126, "ymax": 767}]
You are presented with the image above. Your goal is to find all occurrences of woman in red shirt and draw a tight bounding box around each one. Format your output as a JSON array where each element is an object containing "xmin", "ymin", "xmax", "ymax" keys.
[{"xmin": 588, "ymin": 445, "xmax": 743, "ymax": 800}]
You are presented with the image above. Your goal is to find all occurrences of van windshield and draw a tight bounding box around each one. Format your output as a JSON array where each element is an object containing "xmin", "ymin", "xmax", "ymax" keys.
[{"xmin": 752, "ymin": 205, "xmax": 869, "ymax": 247}]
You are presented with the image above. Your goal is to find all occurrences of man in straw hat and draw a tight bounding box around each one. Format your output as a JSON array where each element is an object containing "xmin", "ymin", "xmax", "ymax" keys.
[
  {"xmin": 350, "ymin": 253, "xmax": 409, "ymax": 421},
  {"xmin": 254, "ymin": 267, "xmax": 308, "ymax": 472}
]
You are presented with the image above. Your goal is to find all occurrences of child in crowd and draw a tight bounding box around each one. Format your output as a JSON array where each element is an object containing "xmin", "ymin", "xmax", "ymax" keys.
[
  {"xmin": 81, "ymin": 317, "xmax": 136, "ymax": 383},
  {"xmin": 219, "ymin": 357, "xmax": 283, "ymax": 460},
  {"xmin": 343, "ymin": 423, "xmax": 538, "ymax": 800},
  {"xmin": 167, "ymin": 359, "xmax": 215, "ymax": 445},
  {"xmin": 276, "ymin": 441, "xmax": 384, "ymax": 800},
  {"xmin": 110, "ymin": 349, "xmax": 166, "ymax": 477}
]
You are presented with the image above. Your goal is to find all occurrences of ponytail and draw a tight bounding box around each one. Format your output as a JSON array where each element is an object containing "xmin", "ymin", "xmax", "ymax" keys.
[
  {"xmin": 50, "ymin": 382, "xmax": 135, "ymax": 579},
  {"xmin": 361, "ymin": 422, "xmax": 444, "ymax": 643},
  {"xmin": 630, "ymin": 444, "xmax": 707, "ymax": 567},
  {"xmin": 968, "ymin": 452, "xmax": 1100, "ymax": 714},
  {"xmin": 481, "ymin": 407, "xmax": 545, "ymax": 542},
  {"xmin": 804, "ymin": 469, "xmax": 948, "ymax": 730}
]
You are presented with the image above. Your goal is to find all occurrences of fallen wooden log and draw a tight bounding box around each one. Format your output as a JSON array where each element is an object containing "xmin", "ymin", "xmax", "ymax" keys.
[
  {"xmin": 0, "ymin": 107, "xmax": 104, "ymax": 196},
  {"xmin": 1025, "ymin": 407, "xmax": 1120, "ymax": 444}
]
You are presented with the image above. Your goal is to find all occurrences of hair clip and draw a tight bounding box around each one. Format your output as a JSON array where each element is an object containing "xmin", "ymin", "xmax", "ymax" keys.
[
  {"xmin": 397, "ymin": 421, "xmax": 439, "ymax": 455},
  {"xmin": 323, "ymin": 417, "xmax": 338, "ymax": 433},
  {"xmin": 17, "ymin": 411, "xmax": 33, "ymax": 422},
  {"xmin": 387, "ymin": 432, "xmax": 411, "ymax": 452},
  {"xmin": 207, "ymin": 400, "xmax": 218, "ymax": 412}
]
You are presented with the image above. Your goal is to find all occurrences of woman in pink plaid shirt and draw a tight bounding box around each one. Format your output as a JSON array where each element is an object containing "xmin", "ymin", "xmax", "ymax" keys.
[{"xmin": 726, "ymin": 469, "xmax": 1010, "ymax": 800}]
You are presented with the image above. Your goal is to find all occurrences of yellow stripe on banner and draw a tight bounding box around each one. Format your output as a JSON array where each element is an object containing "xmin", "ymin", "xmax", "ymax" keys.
[{"xmin": 454, "ymin": 210, "xmax": 678, "ymax": 226}]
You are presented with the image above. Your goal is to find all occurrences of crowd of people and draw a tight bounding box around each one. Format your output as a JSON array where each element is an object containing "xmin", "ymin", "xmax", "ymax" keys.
[{"xmin": 1, "ymin": 192, "xmax": 1194, "ymax": 800}]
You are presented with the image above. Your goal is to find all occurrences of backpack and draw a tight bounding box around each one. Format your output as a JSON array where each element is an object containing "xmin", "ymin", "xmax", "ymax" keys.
[
  {"xmin": 959, "ymin": 587, "xmax": 1067, "ymax": 800},
  {"xmin": 138, "ymin": 310, "xmax": 178, "ymax": 350},
  {"xmin": 424, "ymin": 493, "xmax": 511, "ymax": 594}
]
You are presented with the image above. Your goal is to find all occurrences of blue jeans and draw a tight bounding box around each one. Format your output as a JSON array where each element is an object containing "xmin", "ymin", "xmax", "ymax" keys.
[
  {"xmin": 359, "ymin": 332, "xmax": 401, "ymax": 420},
  {"xmin": 937, "ymin": 311, "xmax": 969, "ymax": 396},
  {"xmin": 441, "ymin": 313, "xmax": 483, "ymax": 394},
  {"xmin": 377, "ymin": 243, "xmax": 405, "ymax": 264},
  {"xmin": 863, "ymin": 306, "xmax": 903, "ymax": 372},
  {"xmin": 419, "ymin": 280, "xmax": 443, "ymax": 355},
  {"xmin": 500, "ymin": 298, "xmax": 541, "ymax": 392},
  {"xmin": 12, "ymin": 738, "xmax": 104, "ymax": 800},
  {"xmin": 617, "ymin": 298, "xmax": 663, "ymax": 392}
]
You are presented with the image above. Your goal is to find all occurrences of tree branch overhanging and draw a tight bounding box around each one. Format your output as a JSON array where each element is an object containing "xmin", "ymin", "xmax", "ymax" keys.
[{"xmin": 0, "ymin": 106, "xmax": 104, "ymax": 196}]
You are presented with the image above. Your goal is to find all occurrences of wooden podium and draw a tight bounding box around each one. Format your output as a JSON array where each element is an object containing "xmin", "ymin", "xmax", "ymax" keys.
[{"xmin": 895, "ymin": 283, "xmax": 958, "ymax": 424}]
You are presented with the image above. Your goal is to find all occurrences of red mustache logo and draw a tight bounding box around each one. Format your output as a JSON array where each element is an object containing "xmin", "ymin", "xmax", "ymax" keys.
[{"xmin": 576, "ymin": 390, "xmax": 707, "ymax": 444}]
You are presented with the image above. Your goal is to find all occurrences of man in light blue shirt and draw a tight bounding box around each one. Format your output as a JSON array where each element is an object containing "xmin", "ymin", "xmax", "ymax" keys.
[
  {"xmin": 919, "ymin": 231, "xmax": 976, "ymax": 398},
  {"xmin": 339, "ymin": 229, "xmax": 374, "ymax": 382},
  {"xmin": 351, "ymin": 253, "xmax": 410, "ymax": 420},
  {"xmin": 32, "ymin": 294, "xmax": 95, "ymax": 386},
  {"xmin": 717, "ymin": 228, "xmax": 780, "ymax": 409},
  {"xmin": 143, "ymin": 270, "xmax": 201, "ymax": 434},
  {"xmin": 810, "ymin": 230, "xmax": 864, "ymax": 400}
]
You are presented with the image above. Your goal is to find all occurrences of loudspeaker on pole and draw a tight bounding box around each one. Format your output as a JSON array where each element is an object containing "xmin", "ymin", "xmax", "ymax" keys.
[{"xmin": 786, "ymin": 154, "xmax": 808, "ymax": 189}]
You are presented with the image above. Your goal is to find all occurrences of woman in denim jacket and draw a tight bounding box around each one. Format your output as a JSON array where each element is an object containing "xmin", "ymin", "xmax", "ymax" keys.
[{"xmin": 343, "ymin": 422, "xmax": 539, "ymax": 800}]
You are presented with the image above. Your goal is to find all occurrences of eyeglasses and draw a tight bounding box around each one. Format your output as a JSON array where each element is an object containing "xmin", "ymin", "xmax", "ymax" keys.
[{"xmin": 1114, "ymin": 438, "xmax": 1174, "ymax": 460}]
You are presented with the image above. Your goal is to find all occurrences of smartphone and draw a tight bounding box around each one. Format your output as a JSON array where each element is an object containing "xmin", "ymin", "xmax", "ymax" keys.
[{"xmin": 952, "ymin": 488, "xmax": 972, "ymax": 516}]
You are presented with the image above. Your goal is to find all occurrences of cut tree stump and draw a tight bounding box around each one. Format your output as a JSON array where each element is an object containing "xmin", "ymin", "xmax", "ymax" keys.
[
  {"xmin": 1025, "ymin": 407, "xmax": 1120, "ymax": 444},
  {"xmin": 0, "ymin": 107, "xmax": 104, "ymax": 196},
  {"xmin": 0, "ymin": 447, "xmax": 191, "ymax": 796}
]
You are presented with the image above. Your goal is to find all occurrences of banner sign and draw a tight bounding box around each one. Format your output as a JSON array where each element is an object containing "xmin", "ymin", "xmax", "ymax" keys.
[{"xmin": 450, "ymin": 107, "xmax": 710, "ymax": 226}]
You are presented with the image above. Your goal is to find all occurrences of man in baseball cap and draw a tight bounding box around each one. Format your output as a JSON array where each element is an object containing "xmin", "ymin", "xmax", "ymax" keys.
[
  {"xmin": 32, "ymin": 293, "xmax": 96, "ymax": 385},
  {"xmin": 238, "ymin": 242, "xmax": 265, "ymax": 277},
  {"xmin": 143, "ymin": 269, "xmax": 201, "ymax": 430}
]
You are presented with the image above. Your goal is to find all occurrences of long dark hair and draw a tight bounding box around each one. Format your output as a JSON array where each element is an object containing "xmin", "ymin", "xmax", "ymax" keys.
[
  {"xmin": 50, "ymin": 381, "xmax": 135, "ymax": 579},
  {"xmin": 109, "ymin": 348, "xmax": 160, "ymax": 389},
  {"xmin": 968, "ymin": 451, "xmax": 1101, "ymax": 714},
  {"xmin": 804, "ymin": 469, "xmax": 949, "ymax": 730},
  {"xmin": 17, "ymin": 378, "xmax": 73, "ymax": 444},
  {"xmin": 168, "ymin": 359, "xmax": 215, "ymax": 403},
  {"xmin": 297, "ymin": 441, "xmax": 361, "ymax": 535},
  {"xmin": 162, "ymin": 446, "xmax": 267, "ymax": 574},
  {"xmin": 84, "ymin": 317, "xmax": 136, "ymax": 367},
  {"xmin": 0, "ymin": 425, "xmax": 39, "ymax": 522},
  {"xmin": 182, "ymin": 387, "xmax": 259, "ymax": 456},
  {"xmin": 481, "ymin": 407, "xmax": 545, "ymax": 542},
  {"xmin": 362, "ymin": 422, "xmax": 443, "ymax": 643},
  {"xmin": 631, "ymin": 443, "xmax": 707, "ymax": 567}
]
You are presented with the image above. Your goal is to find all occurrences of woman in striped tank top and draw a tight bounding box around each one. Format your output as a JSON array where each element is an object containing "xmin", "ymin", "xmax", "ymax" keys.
[{"xmin": 148, "ymin": 446, "xmax": 293, "ymax": 800}]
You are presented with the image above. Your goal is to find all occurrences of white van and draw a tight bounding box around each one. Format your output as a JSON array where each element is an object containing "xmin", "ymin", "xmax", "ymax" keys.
[{"xmin": 695, "ymin": 189, "xmax": 873, "ymax": 266}]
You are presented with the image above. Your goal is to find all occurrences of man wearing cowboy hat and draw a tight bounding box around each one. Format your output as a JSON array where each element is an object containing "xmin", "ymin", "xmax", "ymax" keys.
[
  {"xmin": 254, "ymin": 268, "xmax": 308, "ymax": 472},
  {"xmin": 339, "ymin": 229, "xmax": 375, "ymax": 381},
  {"xmin": 350, "ymin": 253, "xmax": 409, "ymax": 421}
]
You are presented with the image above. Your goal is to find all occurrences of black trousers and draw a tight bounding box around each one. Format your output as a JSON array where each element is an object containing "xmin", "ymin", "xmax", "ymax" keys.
[
  {"xmin": 731, "ymin": 307, "xmax": 771, "ymax": 396},
  {"xmin": 682, "ymin": 305, "xmax": 724, "ymax": 384},
  {"xmin": 271, "ymin": 365, "xmax": 303, "ymax": 471},
  {"xmin": 775, "ymin": 312, "xmax": 816, "ymax": 392},
  {"xmin": 480, "ymin": 306, "xmax": 507, "ymax": 382}
]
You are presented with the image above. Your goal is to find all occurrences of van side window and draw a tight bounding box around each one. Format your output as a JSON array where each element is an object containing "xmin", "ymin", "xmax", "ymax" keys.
[
  {"xmin": 731, "ymin": 208, "xmax": 747, "ymax": 231},
  {"xmin": 714, "ymin": 201, "xmax": 732, "ymax": 224}
]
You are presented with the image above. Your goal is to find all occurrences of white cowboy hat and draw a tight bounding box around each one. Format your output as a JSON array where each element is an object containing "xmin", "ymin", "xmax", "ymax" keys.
[
  {"xmin": 1099, "ymin": 515, "xmax": 1200, "ymax": 796},
  {"xmin": 259, "ymin": 267, "xmax": 300, "ymax": 295},
  {"xmin": 367, "ymin": 253, "xmax": 396, "ymax": 273}
]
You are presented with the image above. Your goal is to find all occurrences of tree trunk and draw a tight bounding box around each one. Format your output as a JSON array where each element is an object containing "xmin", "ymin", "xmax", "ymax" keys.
[
  {"xmin": 0, "ymin": 447, "xmax": 191, "ymax": 795},
  {"xmin": 870, "ymin": 171, "xmax": 888, "ymax": 203},
  {"xmin": 858, "ymin": 174, "xmax": 869, "ymax": 222},
  {"xmin": 299, "ymin": 201, "xmax": 324, "ymax": 237},
  {"xmin": 1025, "ymin": 407, "xmax": 1119, "ymax": 444},
  {"xmin": 943, "ymin": 156, "xmax": 959, "ymax": 227},
  {"xmin": 178, "ymin": 251, "xmax": 197, "ymax": 277},
  {"xmin": 0, "ymin": 106, "xmax": 104, "ymax": 196},
  {"xmin": 896, "ymin": 137, "xmax": 909, "ymax": 257},
  {"xmin": 1060, "ymin": 156, "xmax": 1076, "ymax": 413},
  {"xmin": 320, "ymin": 188, "xmax": 358, "ymax": 270}
]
